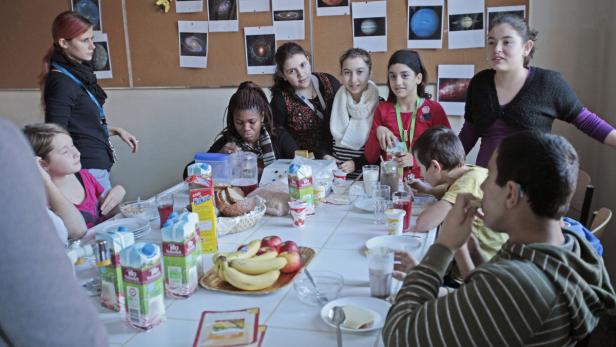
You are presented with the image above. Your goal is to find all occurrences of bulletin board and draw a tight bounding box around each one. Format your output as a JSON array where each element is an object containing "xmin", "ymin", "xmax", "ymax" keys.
[
  {"xmin": 312, "ymin": 0, "xmax": 529, "ymax": 85},
  {"xmin": 0, "ymin": 0, "xmax": 526, "ymax": 89},
  {"xmin": 0, "ymin": 0, "xmax": 130, "ymax": 89}
]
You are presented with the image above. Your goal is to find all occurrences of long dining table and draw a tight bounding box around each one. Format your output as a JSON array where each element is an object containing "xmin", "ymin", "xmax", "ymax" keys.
[{"xmin": 80, "ymin": 182, "xmax": 437, "ymax": 347}]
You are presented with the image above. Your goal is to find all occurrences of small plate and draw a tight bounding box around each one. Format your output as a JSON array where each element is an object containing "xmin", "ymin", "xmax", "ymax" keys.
[
  {"xmin": 320, "ymin": 296, "xmax": 391, "ymax": 333},
  {"xmin": 89, "ymin": 217, "xmax": 151, "ymax": 239},
  {"xmin": 353, "ymin": 197, "xmax": 374, "ymax": 212}
]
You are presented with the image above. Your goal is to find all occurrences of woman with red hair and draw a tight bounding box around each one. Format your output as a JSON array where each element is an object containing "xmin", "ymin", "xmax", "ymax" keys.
[{"xmin": 41, "ymin": 11, "xmax": 138, "ymax": 191}]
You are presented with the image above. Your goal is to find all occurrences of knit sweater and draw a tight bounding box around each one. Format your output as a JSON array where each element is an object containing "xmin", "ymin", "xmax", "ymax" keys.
[{"xmin": 382, "ymin": 229, "xmax": 616, "ymax": 347}]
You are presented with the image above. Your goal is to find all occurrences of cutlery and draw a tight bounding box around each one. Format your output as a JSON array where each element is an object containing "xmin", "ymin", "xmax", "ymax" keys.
[
  {"xmin": 303, "ymin": 269, "xmax": 328, "ymax": 305},
  {"xmin": 328, "ymin": 306, "xmax": 345, "ymax": 347}
]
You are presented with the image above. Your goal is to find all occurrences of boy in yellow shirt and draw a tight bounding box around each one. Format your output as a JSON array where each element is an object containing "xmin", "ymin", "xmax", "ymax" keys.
[{"xmin": 411, "ymin": 127, "xmax": 507, "ymax": 277}]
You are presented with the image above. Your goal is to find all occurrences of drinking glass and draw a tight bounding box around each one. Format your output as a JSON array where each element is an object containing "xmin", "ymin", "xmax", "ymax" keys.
[
  {"xmin": 372, "ymin": 184, "xmax": 391, "ymax": 224},
  {"xmin": 392, "ymin": 191, "xmax": 413, "ymax": 232},
  {"xmin": 362, "ymin": 165, "xmax": 379, "ymax": 197}
]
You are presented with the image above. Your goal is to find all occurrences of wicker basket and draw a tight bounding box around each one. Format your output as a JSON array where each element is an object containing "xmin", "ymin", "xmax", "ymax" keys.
[{"xmin": 217, "ymin": 197, "xmax": 266, "ymax": 236}]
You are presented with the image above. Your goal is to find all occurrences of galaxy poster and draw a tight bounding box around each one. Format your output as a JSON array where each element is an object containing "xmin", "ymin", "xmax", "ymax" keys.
[
  {"xmin": 244, "ymin": 27, "xmax": 276, "ymax": 74},
  {"xmin": 178, "ymin": 21, "xmax": 209, "ymax": 68},
  {"xmin": 208, "ymin": 0, "xmax": 239, "ymax": 32},
  {"xmin": 437, "ymin": 64, "xmax": 474, "ymax": 116}
]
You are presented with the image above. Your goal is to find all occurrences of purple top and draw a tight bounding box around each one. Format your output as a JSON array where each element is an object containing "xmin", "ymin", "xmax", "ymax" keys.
[{"xmin": 460, "ymin": 107, "xmax": 614, "ymax": 167}]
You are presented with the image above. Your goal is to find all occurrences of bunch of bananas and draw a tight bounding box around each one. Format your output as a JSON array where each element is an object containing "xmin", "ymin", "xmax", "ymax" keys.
[{"xmin": 212, "ymin": 240, "xmax": 288, "ymax": 291}]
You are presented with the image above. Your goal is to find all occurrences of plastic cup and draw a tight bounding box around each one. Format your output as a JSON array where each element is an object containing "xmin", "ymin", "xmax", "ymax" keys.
[
  {"xmin": 362, "ymin": 165, "xmax": 379, "ymax": 197},
  {"xmin": 385, "ymin": 209, "xmax": 406, "ymax": 235},
  {"xmin": 333, "ymin": 169, "xmax": 347, "ymax": 182},
  {"xmin": 366, "ymin": 246, "xmax": 394, "ymax": 299},
  {"xmin": 372, "ymin": 184, "xmax": 391, "ymax": 224},
  {"xmin": 392, "ymin": 191, "xmax": 413, "ymax": 232},
  {"xmin": 156, "ymin": 193, "xmax": 174, "ymax": 227},
  {"xmin": 289, "ymin": 200, "xmax": 308, "ymax": 227}
]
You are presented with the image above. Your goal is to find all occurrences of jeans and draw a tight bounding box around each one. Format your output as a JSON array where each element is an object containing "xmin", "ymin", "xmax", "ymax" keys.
[{"xmin": 87, "ymin": 168, "xmax": 111, "ymax": 194}]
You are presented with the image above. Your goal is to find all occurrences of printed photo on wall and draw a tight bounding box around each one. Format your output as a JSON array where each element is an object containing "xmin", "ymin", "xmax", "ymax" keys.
[
  {"xmin": 208, "ymin": 0, "xmax": 239, "ymax": 32},
  {"xmin": 244, "ymin": 27, "xmax": 276, "ymax": 74},
  {"xmin": 352, "ymin": 1, "xmax": 387, "ymax": 52},
  {"xmin": 272, "ymin": 0, "xmax": 305, "ymax": 40},
  {"xmin": 487, "ymin": 5, "xmax": 525, "ymax": 32},
  {"xmin": 72, "ymin": 0, "xmax": 102, "ymax": 31},
  {"xmin": 407, "ymin": 0, "xmax": 444, "ymax": 49},
  {"xmin": 437, "ymin": 64, "xmax": 474, "ymax": 116},
  {"xmin": 447, "ymin": 0, "xmax": 485, "ymax": 49},
  {"xmin": 178, "ymin": 21, "xmax": 209, "ymax": 68},
  {"xmin": 176, "ymin": 0, "xmax": 204, "ymax": 13},
  {"xmin": 239, "ymin": 0, "xmax": 269, "ymax": 12},
  {"xmin": 316, "ymin": 0, "xmax": 350, "ymax": 17},
  {"xmin": 92, "ymin": 32, "xmax": 112, "ymax": 79}
]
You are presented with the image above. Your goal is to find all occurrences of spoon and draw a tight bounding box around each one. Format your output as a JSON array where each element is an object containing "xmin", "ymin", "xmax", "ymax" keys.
[
  {"xmin": 329, "ymin": 306, "xmax": 345, "ymax": 347},
  {"xmin": 303, "ymin": 269, "xmax": 328, "ymax": 305}
]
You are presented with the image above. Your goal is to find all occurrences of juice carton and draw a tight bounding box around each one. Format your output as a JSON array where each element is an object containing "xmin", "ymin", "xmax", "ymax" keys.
[
  {"xmin": 95, "ymin": 229, "xmax": 135, "ymax": 311},
  {"xmin": 120, "ymin": 242, "xmax": 165, "ymax": 330},
  {"xmin": 186, "ymin": 163, "xmax": 218, "ymax": 256},
  {"xmin": 161, "ymin": 212, "xmax": 199, "ymax": 298},
  {"xmin": 288, "ymin": 163, "xmax": 315, "ymax": 214},
  {"xmin": 178, "ymin": 212, "xmax": 203, "ymax": 277}
]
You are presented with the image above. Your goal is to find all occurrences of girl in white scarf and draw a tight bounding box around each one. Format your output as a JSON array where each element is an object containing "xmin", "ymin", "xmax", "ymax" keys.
[{"xmin": 325, "ymin": 48, "xmax": 380, "ymax": 177}]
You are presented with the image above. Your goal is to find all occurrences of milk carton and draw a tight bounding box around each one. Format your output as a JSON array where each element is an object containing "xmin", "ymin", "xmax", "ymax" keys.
[
  {"xmin": 161, "ymin": 212, "xmax": 199, "ymax": 298},
  {"xmin": 186, "ymin": 163, "xmax": 218, "ymax": 256},
  {"xmin": 120, "ymin": 242, "xmax": 165, "ymax": 330},
  {"xmin": 95, "ymin": 230, "xmax": 135, "ymax": 311},
  {"xmin": 288, "ymin": 163, "xmax": 315, "ymax": 214}
]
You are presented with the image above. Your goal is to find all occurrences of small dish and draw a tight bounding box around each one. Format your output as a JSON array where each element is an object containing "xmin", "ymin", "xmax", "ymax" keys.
[
  {"xmin": 293, "ymin": 270, "xmax": 344, "ymax": 306},
  {"xmin": 353, "ymin": 197, "xmax": 374, "ymax": 212},
  {"xmin": 320, "ymin": 296, "xmax": 391, "ymax": 333},
  {"xmin": 120, "ymin": 200, "xmax": 158, "ymax": 221}
]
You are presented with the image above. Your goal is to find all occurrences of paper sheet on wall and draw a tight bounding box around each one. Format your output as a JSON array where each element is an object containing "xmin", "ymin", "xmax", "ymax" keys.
[
  {"xmin": 72, "ymin": 0, "xmax": 102, "ymax": 31},
  {"xmin": 240, "ymin": 0, "xmax": 269, "ymax": 12},
  {"xmin": 244, "ymin": 27, "xmax": 276, "ymax": 75},
  {"xmin": 175, "ymin": 0, "xmax": 203, "ymax": 13},
  {"xmin": 178, "ymin": 21, "xmax": 209, "ymax": 69},
  {"xmin": 316, "ymin": 0, "xmax": 350, "ymax": 17},
  {"xmin": 407, "ymin": 0, "xmax": 444, "ymax": 49},
  {"xmin": 487, "ymin": 5, "xmax": 526, "ymax": 33},
  {"xmin": 352, "ymin": 1, "xmax": 387, "ymax": 52},
  {"xmin": 92, "ymin": 32, "xmax": 112, "ymax": 79},
  {"xmin": 447, "ymin": 0, "xmax": 485, "ymax": 49},
  {"xmin": 208, "ymin": 0, "xmax": 239, "ymax": 32},
  {"xmin": 272, "ymin": 0, "xmax": 305, "ymax": 40},
  {"xmin": 437, "ymin": 65, "xmax": 474, "ymax": 116}
]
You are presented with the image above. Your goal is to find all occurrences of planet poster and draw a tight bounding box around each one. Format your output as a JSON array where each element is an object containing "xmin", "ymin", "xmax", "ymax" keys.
[
  {"xmin": 178, "ymin": 21, "xmax": 209, "ymax": 68},
  {"xmin": 72, "ymin": 0, "xmax": 101, "ymax": 31},
  {"xmin": 447, "ymin": 0, "xmax": 485, "ymax": 49},
  {"xmin": 351, "ymin": 1, "xmax": 387, "ymax": 52},
  {"xmin": 487, "ymin": 5, "xmax": 526, "ymax": 33},
  {"xmin": 353, "ymin": 18, "xmax": 386, "ymax": 37},
  {"xmin": 208, "ymin": 0, "xmax": 239, "ymax": 32},
  {"xmin": 244, "ymin": 27, "xmax": 276, "ymax": 74},
  {"xmin": 449, "ymin": 13, "xmax": 483, "ymax": 31},
  {"xmin": 272, "ymin": 0, "xmax": 305, "ymax": 40},
  {"xmin": 316, "ymin": 0, "xmax": 350, "ymax": 16},
  {"xmin": 92, "ymin": 31, "xmax": 112, "ymax": 79},
  {"xmin": 273, "ymin": 10, "xmax": 304, "ymax": 21},
  {"xmin": 407, "ymin": 1, "xmax": 444, "ymax": 49}
]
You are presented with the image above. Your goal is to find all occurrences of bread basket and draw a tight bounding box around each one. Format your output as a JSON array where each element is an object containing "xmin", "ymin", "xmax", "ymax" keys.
[{"xmin": 217, "ymin": 196, "xmax": 266, "ymax": 236}]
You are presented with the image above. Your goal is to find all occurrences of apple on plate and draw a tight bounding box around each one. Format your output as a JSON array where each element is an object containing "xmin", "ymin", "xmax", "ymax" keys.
[
  {"xmin": 261, "ymin": 235, "xmax": 282, "ymax": 250},
  {"xmin": 279, "ymin": 240, "xmax": 299, "ymax": 253},
  {"xmin": 256, "ymin": 246, "xmax": 278, "ymax": 255},
  {"xmin": 279, "ymin": 251, "xmax": 302, "ymax": 273}
]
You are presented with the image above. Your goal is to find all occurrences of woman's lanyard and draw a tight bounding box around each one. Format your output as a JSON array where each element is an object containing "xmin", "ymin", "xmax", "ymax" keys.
[
  {"xmin": 51, "ymin": 63, "xmax": 109, "ymax": 137},
  {"xmin": 395, "ymin": 97, "xmax": 423, "ymax": 153}
]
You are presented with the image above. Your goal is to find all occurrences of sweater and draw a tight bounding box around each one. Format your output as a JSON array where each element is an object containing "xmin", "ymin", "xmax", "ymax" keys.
[
  {"xmin": 45, "ymin": 71, "xmax": 114, "ymax": 171},
  {"xmin": 382, "ymin": 229, "xmax": 616, "ymax": 347},
  {"xmin": 208, "ymin": 128, "xmax": 298, "ymax": 160},
  {"xmin": 270, "ymin": 72, "xmax": 341, "ymax": 158}
]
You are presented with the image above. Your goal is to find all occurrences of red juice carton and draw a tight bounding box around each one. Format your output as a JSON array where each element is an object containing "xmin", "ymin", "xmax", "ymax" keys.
[
  {"xmin": 120, "ymin": 242, "xmax": 165, "ymax": 330},
  {"xmin": 95, "ymin": 230, "xmax": 135, "ymax": 311},
  {"xmin": 161, "ymin": 212, "xmax": 199, "ymax": 298},
  {"xmin": 288, "ymin": 163, "xmax": 315, "ymax": 214}
]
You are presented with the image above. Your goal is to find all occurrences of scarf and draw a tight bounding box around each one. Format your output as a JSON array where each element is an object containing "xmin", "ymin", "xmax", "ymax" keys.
[
  {"xmin": 330, "ymin": 80, "xmax": 379, "ymax": 150},
  {"xmin": 233, "ymin": 128, "xmax": 276, "ymax": 167},
  {"xmin": 49, "ymin": 48, "xmax": 107, "ymax": 106}
]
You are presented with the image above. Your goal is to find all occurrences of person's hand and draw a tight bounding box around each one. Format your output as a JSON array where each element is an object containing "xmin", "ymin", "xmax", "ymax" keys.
[
  {"xmin": 406, "ymin": 178, "xmax": 432, "ymax": 194},
  {"xmin": 339, "ymin": 160, "xmax": 355, "ymax": 173},
  {"xmin": 100, "ymin": 185, "xmax": 126, "ymax": 215},
  {"xmin": 322, "ymin": 154, "xmax": 337, "ymax": 161},
  {"xmin": 393, "ymin": 250, "xmax": 418, "ymax": 281},
  {"xmin": 115, "ymin": 127, "xmax": 139, "ymax": 153},
  {"xmin": 220, "ymin": 142, "xmax": 240, "ymax": 154},
  {"xmin": 35, "ymin": 156, "xmax": 52, "ymax": 183},
  {"xmin": 395, "ymin": 152, "xmax": 414, "ymax": 168},
  {"xmin": 436, "ymin": 193, "xmax": 481, "ymax": 252},
  {"xmin": 376, "ymin": 126, "xmax": 396, "ymax": 151}
]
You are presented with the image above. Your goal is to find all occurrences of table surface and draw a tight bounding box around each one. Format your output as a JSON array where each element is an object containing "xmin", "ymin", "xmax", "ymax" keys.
[{"xmin": 85, "ymin": 183, "xmax": 436, "ymax": 347}]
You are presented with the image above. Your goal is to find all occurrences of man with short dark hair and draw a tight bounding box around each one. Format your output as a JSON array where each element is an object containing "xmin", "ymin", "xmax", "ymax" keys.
[{"xmin": 383, "ymin": 131, "xmax": 616, "ymax": 346}]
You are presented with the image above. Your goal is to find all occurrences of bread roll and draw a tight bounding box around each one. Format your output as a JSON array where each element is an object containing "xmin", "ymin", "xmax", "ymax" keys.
[{"xmin": 221, "ymin": 197, "xmax": 256, "ymax": 217}]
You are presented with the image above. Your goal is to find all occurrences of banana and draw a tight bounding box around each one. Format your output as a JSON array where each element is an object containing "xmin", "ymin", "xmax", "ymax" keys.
[
  {"xmin": 250, "ymin": 250, "xmax": 278, "ymax": 260},
  {"xmin": 230, "ymin": 257, "xmax": 287, "ymax": 275},
  {"xmin": 221, "ymin": 259, "xmax": 280, "ymax": 291},
  {"xmin": 212, "ymin": 239, "xmax": 261, "ymax": 263}
]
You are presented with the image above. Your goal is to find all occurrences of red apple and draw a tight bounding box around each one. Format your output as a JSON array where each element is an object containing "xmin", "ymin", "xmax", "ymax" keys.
[
  {"xmin": 279, "ymin": 251, "xmax": 302, "ymax": 273},
  {"xmin": 279, "ymin": 240, "xmax": 299, "ymax": 253},
  {"xmin": 256, "ymin": 246, "xmax": 278, "ymax": 255},
  {"xmin": 261, "ymin": 235, "xmax": 282, "ymax": 250}
]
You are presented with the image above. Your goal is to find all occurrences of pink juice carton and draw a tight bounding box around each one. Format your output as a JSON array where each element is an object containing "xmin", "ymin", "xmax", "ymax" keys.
[
  {"xmin": 288, "ymin": 163, "xmax": 315, "ymax": 214},
  {"xmin": 95, "ymin": 229, "xmax": 135, "ymax": 311},
  {"xmin": 161, "ymin": 212, "xmax": 199, "ymax": 298},
  {"xmin": 120, "ymin": 242, "xmax": 165, "ymax": 330}
]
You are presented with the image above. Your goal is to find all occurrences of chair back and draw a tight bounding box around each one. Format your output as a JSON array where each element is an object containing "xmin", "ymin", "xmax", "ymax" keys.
[
  {"xmin": 590, "ymin": 207, "xmax": 612, "ymax": 240},
  {"xmin": 568, "ymin": 169, "xmax": 594, "ymax": 227}
]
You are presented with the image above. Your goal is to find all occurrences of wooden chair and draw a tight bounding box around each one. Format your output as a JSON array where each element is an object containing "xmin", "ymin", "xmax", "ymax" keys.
[
  {"xmin": 568, "ymin": 169, "xmax": 594, "ymax": 227},
  {"xmin": 590, "ymin": 207, "xmax": 612, "ymax": 240}
]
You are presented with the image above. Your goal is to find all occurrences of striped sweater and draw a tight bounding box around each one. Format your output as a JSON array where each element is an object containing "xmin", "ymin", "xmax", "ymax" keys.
[{"xmin": 382, "ymin": 229, "xmax": 616, "ymax": 347}]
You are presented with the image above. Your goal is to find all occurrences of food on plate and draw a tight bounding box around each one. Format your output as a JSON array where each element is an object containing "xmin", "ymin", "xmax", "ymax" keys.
[
  {"xmin": 279, "ymin": 240, "xmax": 299, "ymax": 253},
  {"xmin": 341, "ymin": 305, "xmax": 376, "ymax": 330},
  {"xmin": 219, "ymin": 257, "xmax": 281, "ymax": 291},
  {"xmin": 229, "ymin": 256, "xmax": 287, "ymax": 275},
  {"xmin": 214, "ymin": 186, "xmax": 256, "ymax": 217},
  {"xmin": 279, "ymin": 251, "xmax": 302, "ymax": 273},
  {"xmin": 260, "ymin": 235, "xmax": 282, "ymax": 250}
]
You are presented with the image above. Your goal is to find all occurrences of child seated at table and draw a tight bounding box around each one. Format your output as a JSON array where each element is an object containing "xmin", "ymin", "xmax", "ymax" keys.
[
  {"xmin": 24, "ymin": 123, "xmax": 125, "ymax": 229},
  {"xmin": 410, "ymin": 126, "xmax": 508, "ymax": 277}
]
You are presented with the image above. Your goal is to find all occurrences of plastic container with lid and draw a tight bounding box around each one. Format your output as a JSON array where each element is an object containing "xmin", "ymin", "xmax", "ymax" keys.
[{"xmin": 194, "ymin": 152, "xmax": 230, "ymax": 183}]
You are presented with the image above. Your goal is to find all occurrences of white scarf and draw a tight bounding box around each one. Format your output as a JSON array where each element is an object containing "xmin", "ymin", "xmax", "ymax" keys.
[{"xmin": 330, "ymin": 80, "xmax": 379, "ymax": 150}]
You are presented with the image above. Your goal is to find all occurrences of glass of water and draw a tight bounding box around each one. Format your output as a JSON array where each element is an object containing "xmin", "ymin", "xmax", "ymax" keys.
[{"xmin": 373, "ymin": 184, "xmax": 391, "ymax": 224}]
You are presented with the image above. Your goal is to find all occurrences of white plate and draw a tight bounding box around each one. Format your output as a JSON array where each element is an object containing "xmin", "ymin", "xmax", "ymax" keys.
[
  {"xmin": 353, "ymin": 197, "xmax": 374, "ymax": 212},
  {"xmin": 320, "ymin": 296, "xmax": 391, "ymax": 333},
  {"xmin": 365, "ymin": 234, "xmax": 423, "ymax": 253}
]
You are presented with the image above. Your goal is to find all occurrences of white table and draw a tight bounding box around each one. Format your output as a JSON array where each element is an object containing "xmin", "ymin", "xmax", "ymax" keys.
[{"xmin": 89, "ymin": 183, "xmax": 436, "ymax": 347}]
